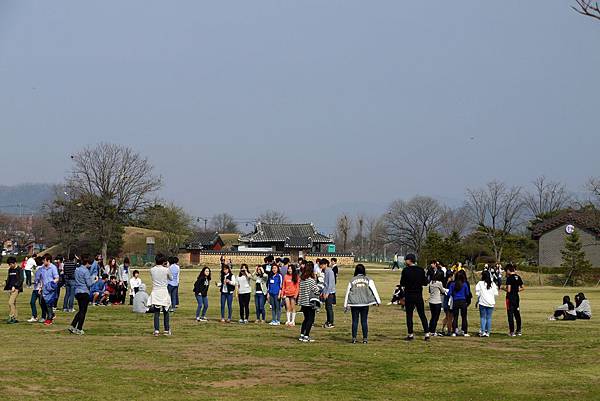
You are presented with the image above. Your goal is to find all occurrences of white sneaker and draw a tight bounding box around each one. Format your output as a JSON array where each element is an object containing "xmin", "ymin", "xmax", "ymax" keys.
[
  {"xmin": 153, "ymin": 330, "xmax": 160, "ymax": 337},
  {"xmin": 163, "ymin": 330, "xmax": 172, "ymax": 336},
  {"xmin": 27, "ymin": 317, "xmax": 38, "ymax": 323},
  {"xmin": 196, "ymin": 317, "xmax": 201, "ymax": 322},
  {"xmin": 548, "ymin": 316, "xmax": 556, "ymax": 321},
  {"xmin": 463, "ymin": 333, "xmax": 470, "ymax": 337}
]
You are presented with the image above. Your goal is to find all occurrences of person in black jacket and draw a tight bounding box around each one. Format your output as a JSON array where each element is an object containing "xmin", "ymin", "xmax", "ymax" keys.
[
  {"xmin": 5, "ymin": 256, "xmax": 24, "ymax": 324},
  {"xmin": 193, "ymin": 267, "xmax": 211, "ymax": 322},
  {"xmin": 399, "ymin": 254, "xmax": 430, "ymax": 341}
]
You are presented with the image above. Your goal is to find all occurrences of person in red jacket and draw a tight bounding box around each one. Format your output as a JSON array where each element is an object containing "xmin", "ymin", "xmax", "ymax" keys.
[{"xmin": 282, "ymin": 264, "xmax": 300, "ymax": 326}]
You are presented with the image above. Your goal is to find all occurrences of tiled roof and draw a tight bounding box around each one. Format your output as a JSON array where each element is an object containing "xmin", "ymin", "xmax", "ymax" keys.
[
  {"xmin": 186, "ymin": 232, "xmax": 222, "ymax": 249},
  {"xmin": 531, "ymin": 209, "xmax": 600, "ymax": 239},
  {"xmin": 239, "ymin": 223, "xmax": 332, "ymax": 245}
]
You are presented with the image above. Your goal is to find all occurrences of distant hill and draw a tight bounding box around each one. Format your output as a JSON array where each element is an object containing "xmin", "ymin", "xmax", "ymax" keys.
[{"xmin": 0, "ymin": 183, "xmax": 55, "ymax": 215}]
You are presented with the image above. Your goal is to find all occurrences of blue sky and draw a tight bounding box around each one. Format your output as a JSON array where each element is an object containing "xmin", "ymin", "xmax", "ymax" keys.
[{"xmin": 1, "ymin": 1, "xmax": 599, "ymax": 231}]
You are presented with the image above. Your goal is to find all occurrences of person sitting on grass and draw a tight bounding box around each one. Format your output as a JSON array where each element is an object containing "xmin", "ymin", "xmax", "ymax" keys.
[
  {"xmin": 575, "ymin": 293, "xmax": 592, "ymax": 320},
  {"xmin": 550, "ymin": 295, "xmax": 577, "ymax": 321},
  {"xmin": 132, "ymin": 283, "xmax": 149, "ymax": 314},
  {"xmin": 4, "ymin": 256, "xmax": 24, "ymax": 324},
  {"xmin": 90, "ymin": 274, "xmax": 108, "ymax": 306},
  {"xmin": 106, "ymin": 275, "xmax": 119, "ymax": 304}
]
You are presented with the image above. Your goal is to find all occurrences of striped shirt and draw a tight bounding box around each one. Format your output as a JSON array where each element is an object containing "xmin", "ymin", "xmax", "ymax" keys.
[{"xmin": 298, "ymin": 278, "xmax": 320, "ymax": 307}]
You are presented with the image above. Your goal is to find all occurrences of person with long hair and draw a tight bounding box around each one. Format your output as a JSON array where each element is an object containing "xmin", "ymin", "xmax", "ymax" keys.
[
  {"xmin": 343, "ymin": 264, "xmax": 381, "ymax": 344},
  {"xmin": 574, "ymin": 293, "xmax": 592, "ymax": 320},
  {"xmin": 448, "ymin": 269, "xmax": 471, "ymax": 336},
  {"xmin": 282, "ymin": 264, "xmax": 300, "ymax": 326},
  {"xmin": 298, "ymin": 262, "xmax": 320, "ymax": 342},
  {"xmin": 475, "ymin": 270, "xmax": 498, "ymax": 337},
  {"xmin": 267, "ymin": 264, "xmax": 283, "ymax": 325},
  {"xmin": 427, "ymin": 270, "xmax": 447, "ymax": 336},
  {"xmin": 193, "ymin": 267, "xmax": 211, "ymax": 322},
  {"xmin": 218, "ymin": 264, "xmax": 236, "ymax": 323},
  {"xmin": 440, "ymin": 269, "xmax": 454, "ymax": 335},
  {"xmin": 252, "ymin": 265, "xmax": 268, "ymax": 323},
  {"xmin": 237, "ymin": 264, "xmax": 251, "ymax": 324},
  {"xmin": 550, "ymin": 295, "xmax": 577, "ymax": 321}
]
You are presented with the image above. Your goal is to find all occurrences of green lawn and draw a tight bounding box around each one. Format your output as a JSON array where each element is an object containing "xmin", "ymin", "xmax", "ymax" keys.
[{"xmin": 1, "ymin": 266, "xmax": 599, "ymax": 400}]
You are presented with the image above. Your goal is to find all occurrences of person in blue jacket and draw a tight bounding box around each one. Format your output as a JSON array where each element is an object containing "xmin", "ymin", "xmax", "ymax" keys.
[
  {"xmin": 267, "ymin": 264, "xmax": 283, "ymax": 325},
  {"xmin": 448, "ymin": 269, "xmax": 471, "ymax": 336},
  {"xmin": 69, "ymin": 255, "xmax": 94, "ymax": 335}
]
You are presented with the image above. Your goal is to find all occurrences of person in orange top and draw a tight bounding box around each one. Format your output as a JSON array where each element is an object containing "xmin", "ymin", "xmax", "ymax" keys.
[{"xmin": 282, "ymin": 264, "xmax": 300, "ymax": 326}]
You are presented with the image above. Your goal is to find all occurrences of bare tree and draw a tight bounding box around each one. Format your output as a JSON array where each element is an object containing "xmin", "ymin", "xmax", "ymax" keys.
[
  {"xmin": 257, "ymin": 210, "xmax": 290, "ymax": 224},
  {"xmin": 336, "ymin": 214, "xmax": 352, "ymax": 252},
  {"xmin": 67, "ymin": 143, "xmax": 162, "ymax": 260},
  {"xmin": 440, "ymin": 205, "xmax": 472, "ymax": 237},
  {"xmin": 523, "ymin": 176, "xmax": 572, "ymax": 219},
  {"xmin": 210, "ymin": 213, "xmax": 238, "ymax": 233},
  {"xmin": 587, "ymin": 177, "xmax": 600, "ymax": 205},
  {"xmin": 573, "ymin": 0, "xmax": 600, "ymax": 20},
  {"xmin": 384, "ymin": 196, "xmax": 445, "ymax": 256},
  {"xmin": 466, "ymin": 181, "xmax": 524, "ymax": 263},
  {"xmin": 364, "ymin": 215, "xmax": 387, "ymax": 259}
]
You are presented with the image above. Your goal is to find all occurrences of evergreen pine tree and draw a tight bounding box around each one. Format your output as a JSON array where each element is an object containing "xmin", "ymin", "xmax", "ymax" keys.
[{"xmin": 560, "ymin": 230, "xmax": 592, "ymax": 286}]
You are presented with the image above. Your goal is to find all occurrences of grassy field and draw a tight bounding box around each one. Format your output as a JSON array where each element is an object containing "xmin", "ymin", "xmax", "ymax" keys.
[{"xmin": 1, "ymin": 265, "xmax": 599, "ymax": 401}]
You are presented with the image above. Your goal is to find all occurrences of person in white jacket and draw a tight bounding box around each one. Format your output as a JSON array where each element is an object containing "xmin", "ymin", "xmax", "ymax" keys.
[
  {"xmin": 475, "ymin": 270, "xmax": 498, "ymax": 337},
  {"xmin": 343, "ymin": 264, "xmax": 381, "ymax": 344},
  {"xmin": 148, "ymin": 255, "xmax": 173, "ymax": 336}
]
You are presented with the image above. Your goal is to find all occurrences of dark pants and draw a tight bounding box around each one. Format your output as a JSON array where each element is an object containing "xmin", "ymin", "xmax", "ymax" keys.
[
  {"xmin": 153, "ymin": 306, "xmax": 170, "ymax": 332},
  {"xmin": 40, "ymin": 296, "xmax": 54, "ymax": 320},
  {"xmin": 351, "ymin": 306, "xmax": 369, "ymax": 339},
  {"xmin": 506, "ymin": 297, "xmax": 521, "ymax": 333},
  {"xmin": 300, "ymin": 305, "xmax": 316, "ymax": 337},
  {"xmin": 118, "ymin": 283, "xmax": 127, "ymax": 304},
  {"xmin": 428, "ymin": 303, "xmax": 442, "ymax": 333},
  {"xmin": 221, "ymin": 293, "xmax": 233, "ymax": 320},
  {"xmin": 30, "ymin": 290, "xmax": 44, "ymax": 319},
  {"xmin": 71, "ymin": 293, "xmax": 90, "ymax": 330},
  {"xmin": 255, "ymin": 293, "xmax": 266, "ymax": 320},
  {"xmin": 452, "ymin": 299, "xmax": 468, "ymax": 333},
  {"xmin": 405, "ymin": 296, "xmax": 428, "ymax": 335},
  {"xmin": 63, "ymin": 279, "xmax": 76, "ymax": 311},
  {"xmin": 577, "ymin": 312, "xmax": 591, "ymax": 320},
  {"xmin": 238, "ymin": 293, "xmax": 250, "ymax": 320},
  {"xmin": 25, "ymin": 270, "xmax": 32, "ymax": 287},
  {"xmin": 167, "ymin": 285, "xmax": 179, "ymax": 309},
  {"xmin": 325, "ymin": 293, "xmax": 335, "ymax": 325}
]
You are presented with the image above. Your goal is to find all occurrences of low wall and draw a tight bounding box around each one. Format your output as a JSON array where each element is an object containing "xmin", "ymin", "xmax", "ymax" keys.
[{"xmin": 178, "ymin": 250, "xmax": 355, "ymax": 267}]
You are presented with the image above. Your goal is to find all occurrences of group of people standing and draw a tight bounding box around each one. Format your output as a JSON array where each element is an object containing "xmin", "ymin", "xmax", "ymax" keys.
[{"xmin": 398, "ymin": 254, "xmax": 526, "ymax": 340}]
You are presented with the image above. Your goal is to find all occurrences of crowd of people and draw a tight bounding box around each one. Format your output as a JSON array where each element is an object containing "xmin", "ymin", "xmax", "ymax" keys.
[{"xmin": 3, "ymin": 251, "xmax": 593, "ymax": 342}]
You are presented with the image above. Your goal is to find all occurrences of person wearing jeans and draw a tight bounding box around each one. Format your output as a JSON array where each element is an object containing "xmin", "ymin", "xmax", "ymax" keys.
[
  {"xmin": 218, "ymin": 264, "xmax": 236, "ymax": 322},
  {"xmin": 475, "ymin": 270, "xmax": 498, "ymax": 337},
  {"xmin": 148, "ymin": 254, "xmax": 173, "ymax": 336},
  {"xmin": 267, "ymin": 265, "xmax": 283, "ymax": 325},
  {"xmin": 193, "ymin": 267, "xmax": 211, "ymax": 321},
  {"xmin": 167, "ymin": 257, "xmax": 180, "ymax": 312},
  {"xmin": 62, "ymin": 254, "xmax": 78, "ymax": 312},
  {"xmin": 252, "ymin": 266, "xmax": 268, "ymax": 322},
  {"xmin": 344, "ymin": 264, "xmax": 381, "ymax": 343}
]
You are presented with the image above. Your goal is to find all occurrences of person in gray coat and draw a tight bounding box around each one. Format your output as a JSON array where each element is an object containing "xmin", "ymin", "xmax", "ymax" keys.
[
  {"xmin": 132, "ymin": 283, "xmax": 149, "ymax": 314},
  {"xmin": 343, "ymin": 264, "xmax": 381, "ymax": 344}
]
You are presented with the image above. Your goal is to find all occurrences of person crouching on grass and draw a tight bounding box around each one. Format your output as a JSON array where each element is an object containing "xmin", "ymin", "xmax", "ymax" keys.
[
  {"xmin": 343, "ymin": 264, "xmax": 381, "ymax": 344},
  {"xmin": 298, "ymin": 262, "xmax": 320, "ymax": 342},
  {"xmin": 69, "ymin": 255, "xmax": 94, "ymax": 335},
  {"xmin": 4, "ymin": 256, "xmax": 24, "ymax": 324},
  {"xmin": 148, "ymin": 254, "xmax": 173, "ymax": 336},
  {"xmin": 90, "ymin": 274, "xmax": 108, "ymax": 306}
]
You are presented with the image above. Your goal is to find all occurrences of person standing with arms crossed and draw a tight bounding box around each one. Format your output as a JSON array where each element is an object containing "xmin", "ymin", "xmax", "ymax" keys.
[
  {"xmin": 400, "ymin": 254, "xmax": 430, "ymax": 341},
  {"xmin": 504, "ymin": 263, "xmax": 524, "ymax": 337}
]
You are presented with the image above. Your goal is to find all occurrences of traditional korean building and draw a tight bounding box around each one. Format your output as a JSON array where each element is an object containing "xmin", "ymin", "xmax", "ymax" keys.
[{"xmin": 238, "ymin": 222, "xmax": 333, "ymax": 253}]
